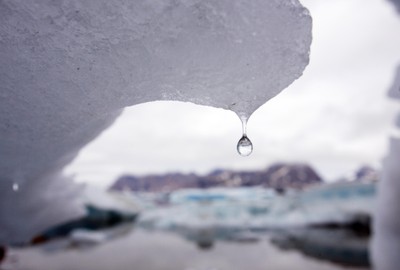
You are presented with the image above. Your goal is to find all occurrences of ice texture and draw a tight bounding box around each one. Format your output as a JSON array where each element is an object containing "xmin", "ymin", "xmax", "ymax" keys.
[
  {"xmin": 388, "ymin": 66, "xmax": 400, "ymax": 100},
  {"xmin": 0, "ymin": 172, "xmax": 85, "ymax": 245},
  {"xmin": 396, "ymin": 114, "xmax": 400, "ymax": 128},
  {"xmin": 372, "ymin": 65, "xmax": 400, "ymax": 270},
  {"xmin": 139, "ymin": 183, "xmax": 376, "ymax": 231},
  {"xmin": 373, "ymin": 138, "xmax": 400, "ymax": 270},
  {"xmin": 388, "ymin": 0, "xmax": 400, "ymax": 13},
  {"xmin": 0, "ymin": 0, "xmax": 311, "ymax": 244}
]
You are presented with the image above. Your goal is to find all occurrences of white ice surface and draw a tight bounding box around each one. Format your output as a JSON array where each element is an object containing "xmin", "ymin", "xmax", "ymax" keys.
[
  {"xmin": 82, "ymin": 187, "xmax": 140, "ymax": 213},
  {"xmin": 396, "ymin": 114, "xmax": 400, "ymax": 128},
  {"xmin": 373, "ymin": 138, "xmax": 400, "ymax": 270},
  {"xmin": 0, "ymin": 0, "xmax": 311, "ymax": 244},
  {"xmin": 372, "ymin": 65, "xmax": 400, "ymax": 270},
  {"xmin": 139, "ymin": 183, "xmax": 376, "ymax": 231},
  {"xmin": 389, "ymin": 0, "xmax": 400, "ymax": 13},
  {"xmin": 388, "ymin": 66, "xmax": 400, "ymax": 100}
]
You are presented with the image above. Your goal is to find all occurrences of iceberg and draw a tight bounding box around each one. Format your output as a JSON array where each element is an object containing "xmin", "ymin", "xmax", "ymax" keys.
[
  {"xmin": 373, "ymin": 65, "xmax": 400, "ymax": 270},
  {"xmin": 267, "ymin": 181, "xmax": 376, "ymax": 227},
  {"xmin": 388, "ymin": 0, "xmax": 400, "ymax": 13},
  {"xmin": 138, "ymin": 182, "xmax": 376, "ymax": 232},
  {"xmin": 373, "ymin": 138, "xmax": 400, "ymax": 270},
  {"xmin": 388, "ymin": 66, "xmax": 400, "ymax": 100},
  {"xmin": 396, "ymin": 114, "xmax": 400, "ymax": 128},
  {"xmin": 0, "ymin": 0, "xmax": 312, "ymax": 245}
]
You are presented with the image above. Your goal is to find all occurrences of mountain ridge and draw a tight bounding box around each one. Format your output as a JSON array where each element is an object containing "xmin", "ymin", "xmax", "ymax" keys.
[{"xmin": 109, "ymin": 163, "xmax": 323, "ymax": 192}]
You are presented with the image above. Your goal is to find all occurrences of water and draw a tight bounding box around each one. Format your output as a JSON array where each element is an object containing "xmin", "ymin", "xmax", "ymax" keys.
[
  {"xmin": 7, "ymin": 229, "xmax": 369, "ymax": 270},
  {"xmin": 237, "ymin": 136, "xmax": 253, "ymax": 156},
  {"xmin": 237, "ymin": 117, "xmax": 253, "ymax": 156}
]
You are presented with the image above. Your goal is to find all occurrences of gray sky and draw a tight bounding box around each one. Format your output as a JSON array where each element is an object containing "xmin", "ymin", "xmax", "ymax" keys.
[{"xmin": 65, "ymin": 0, "xmax": 400, "ymax": 188}]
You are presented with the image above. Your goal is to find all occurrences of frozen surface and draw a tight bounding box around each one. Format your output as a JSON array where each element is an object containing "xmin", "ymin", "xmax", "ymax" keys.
[
  {"xmin": 392, "ymin": 67, "xmax": 400, "ymax": 129},
  {"xmin": 0, "ymin": 172, "xmax": 84, "ymax": 245},
  {"xmin": 80, "ymin": 187, "xmax": 140, "ymax": 213},
  {"xmin": 388, "ymin": 66, "xmax": 400, "ymax": 100},
  {"xmin": 396, "ymin": 114, "xmax": 400, "ymax": 128},
  {"xmin": 388, "ymin": 0, "xmax": 400, "ymax": 13},
  {"xmin": 139, "ymin": 183, "xmax": 376, "ymax": 231},
  {"xmin": 373, "ymin": 138, "xmax": 400, "ymax": 270},
  {"xmin": 0, "ymin": 0, "xmax": 311, "ymax": 244},
  {"xmin": 372, "ymin": 66, "xmax": 400, "ymax": 270}
]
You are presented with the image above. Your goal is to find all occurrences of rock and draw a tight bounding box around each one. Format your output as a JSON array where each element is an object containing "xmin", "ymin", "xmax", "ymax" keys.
[{"xmin": 109, "ymin": 162, "xmax": 323, "ymax": 192}]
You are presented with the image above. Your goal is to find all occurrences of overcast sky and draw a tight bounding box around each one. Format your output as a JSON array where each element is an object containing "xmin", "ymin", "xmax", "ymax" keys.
[{"xmin": 65, "ymin": 0, "xmax": 400, "ymax": 188}]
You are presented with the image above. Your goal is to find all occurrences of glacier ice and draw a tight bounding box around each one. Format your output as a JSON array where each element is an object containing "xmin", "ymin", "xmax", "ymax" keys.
[
  {"xmin": 372, "ymin": 65, "xmax": 400, "ymax": 270},
  {"xmin": 139, "ymin": 183, "xmax": 376, "ymax": 231},
  {"xmin": 370, "ymin": 0, "xmax": 400, "ymax": 259},
  {"xmin": 373, "ymin": 138, "xmax": 400, "ymax": 270},
  {"xmin": 0, "ymin": 0, "xmax": 312, "ymax": 244},
  {"xmin": 388, "ymin": 66, "xmax": 400, "ymax": 100},
  {"xmin": 391, "ymin": 67, "xmax": 400, "ymax": 129},
  {"xmin": 388, "ymin": 0, "xmax": 400, "ymax": 13}
]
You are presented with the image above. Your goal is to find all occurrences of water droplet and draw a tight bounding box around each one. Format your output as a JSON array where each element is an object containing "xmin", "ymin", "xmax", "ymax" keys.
[
  {"xmin": 12, "ymin": 183, "xmax": 19, "ymax": 192},
  {"xmin": 237, "ymin": 135, "xmax": 253, "ymax": 156},
  {"xmin": 237, "ymin": 116, "xmax": 253, "ymax": 156}
]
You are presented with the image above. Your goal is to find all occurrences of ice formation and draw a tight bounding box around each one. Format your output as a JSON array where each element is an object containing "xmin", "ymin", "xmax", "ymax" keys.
[
  {"xmin": 388, "ymin": 66, "xmax": 400, "ymax": 100},
  {"xmin": 139, "ymin": 182, "xmax": 376, "ymax": 231},
  {"xmin": 0, "ymin": 0, "xmax": 312, "ymax": 244},
  {"xmin": 396, "ymin": 114, "xmax": 400, "ymax": 128},
  {"xmin": 372, "ymin": 66, "xmax": 400, "ymax": 270},
  {"xmin": 389, "ymin": 0, "xmax": 400, "ymax": 13},
  {"xmin": 374, "ymin": 5, "xmax": 400, "ymax": 267},
  {"xmin": 373, "ymin": 139, "xmax": 400, "ymax": 270}
]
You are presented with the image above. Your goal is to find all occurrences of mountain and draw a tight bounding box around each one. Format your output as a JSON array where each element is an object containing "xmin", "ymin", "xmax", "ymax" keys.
[
  {"xmin": 109, "ymin": 163, "xmax": 323, "ymax": 192},
  {"xmin": 354, "ymin": 166, "xmax": 379, "ymax": 182}
]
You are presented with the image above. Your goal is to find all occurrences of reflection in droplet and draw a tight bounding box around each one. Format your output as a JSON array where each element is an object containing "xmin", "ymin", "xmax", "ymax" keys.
[
  {"xmin": 237, "ymin": 116, "xmax": 253, "ymax": 156},
  {"xmin": 237, "ymin": 135, "xmax": 253, "ymax": 156},
  {"xmin": 12, "ymin": 183, "xmax": 19, "ymax": 192}
]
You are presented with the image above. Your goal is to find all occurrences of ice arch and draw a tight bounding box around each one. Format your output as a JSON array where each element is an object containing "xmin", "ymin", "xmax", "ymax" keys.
[{"xmin": 0, "ymin": 0, "xmax": 311, "ymax": 244}]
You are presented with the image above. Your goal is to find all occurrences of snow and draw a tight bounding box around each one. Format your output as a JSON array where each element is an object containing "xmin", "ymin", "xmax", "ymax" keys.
[
  {"xmin": 0, "ymin": 0, "xmax": 311, "ymax": 245},
  {"xmin": 396, "ymin": 114, "xmax": 400, "ymax": 128}
]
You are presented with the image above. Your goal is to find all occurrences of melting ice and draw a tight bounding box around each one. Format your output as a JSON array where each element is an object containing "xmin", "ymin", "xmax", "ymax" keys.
[
  {"xmin": 138, "ymin": 181, "xmax": 376, "ymax": 231},
  {"xmin": 0, "ymin": 0, "xmax": 312, "ymax": 244},
  {"xmin": 237, "ymin": 117, "xmax": 253, "ymax": 156}
]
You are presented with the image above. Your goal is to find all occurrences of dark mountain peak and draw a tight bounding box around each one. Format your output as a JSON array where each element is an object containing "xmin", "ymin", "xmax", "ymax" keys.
[
  {"xmin": 354, "ymin": 165, "xmax": 379, "ymax": 182},
  {"xmin": 109, "ymin": 174, "xmax": 140, "ymax": 191},
  {"xmin": 264, "ymin": 162, "xmax": 322, "ymax": 190},
  {"xmin": 208, "ymin": 169, "xmax": 226, "ymax": 176}
]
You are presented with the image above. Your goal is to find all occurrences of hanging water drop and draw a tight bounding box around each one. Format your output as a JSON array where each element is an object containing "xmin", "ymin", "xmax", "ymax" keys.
[
  {"xmin": 237, "ymin": 135, "xmax": 253, "ymax": 156},
  {"xmin": 237, "ymin": 116, "xmax": 253, "ymax": 156},
  {"xmin": 12, "ymin": 183, "xmax": 19, "ymax": 192}
]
